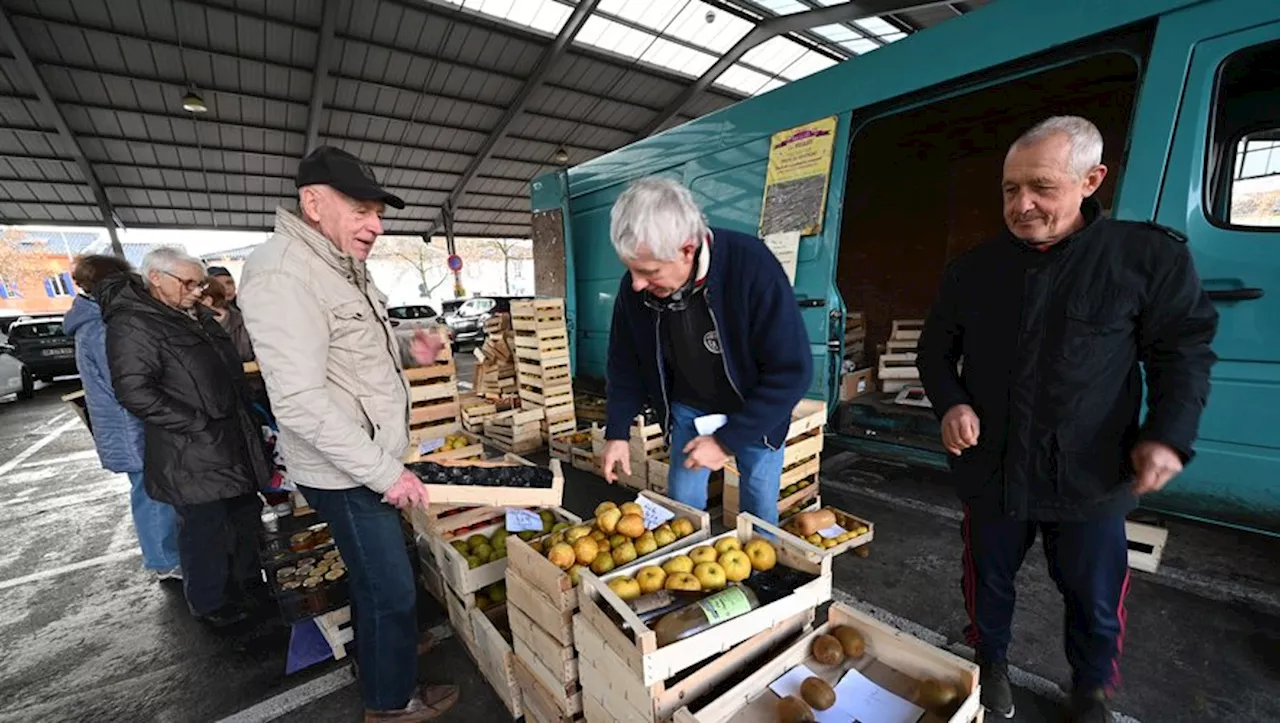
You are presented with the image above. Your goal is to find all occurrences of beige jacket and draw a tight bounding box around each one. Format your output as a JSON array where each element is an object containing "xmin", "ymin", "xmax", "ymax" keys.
[{"xmin": 239, "ymin": 208, "xmax": 410, "ymax": 493}]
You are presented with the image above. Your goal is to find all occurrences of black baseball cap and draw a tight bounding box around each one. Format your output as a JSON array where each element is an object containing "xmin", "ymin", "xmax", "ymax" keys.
[
  {"xmin": 295, "ymin": 146, "xmax": 405, "ymax": 209},
  {"xmin": 206, "ymin": 265, "xmax": 232, "ymax": 278}
]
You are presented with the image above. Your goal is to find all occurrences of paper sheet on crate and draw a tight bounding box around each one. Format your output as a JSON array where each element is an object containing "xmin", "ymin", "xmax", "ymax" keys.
[
  {"xmin": 818, "ymin": 523, "xmax": 847, "ymax": 539},
  {"xmin": 418, "ymin": 438, "xmax": 446, "ymax": 455},
  {"xmin": 505, "ymin": 508, "xmax": 544, "ymax": 533},
  {"xmin": 769, "ymin": 663, "xmax": 924, "ymax": 723},
  {"xmin": 636, "ymin": 494, "xmax": 675, "ymax": 530},
  {"xmin": 694, "ymin": 413, "xmax": 728, "ymax": 436}
]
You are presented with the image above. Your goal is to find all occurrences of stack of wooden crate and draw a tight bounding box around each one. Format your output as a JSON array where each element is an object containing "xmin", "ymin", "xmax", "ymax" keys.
[
  {"xmin": 624, "ymin": 415, "xmax": 665, "ymax": 491},
  {"xmin": 485, "ymin": 408, "xmax": 546, "ymax": 455},
  {"xmin": 459, "ymin": 396, "xmax": 498, "ymax": 434},
  {"xmin": 506, "ymin": 492, "xmax": 712, "ymax": 723},
  {"xmin": 405, "ymin": 329, "xmax": 461, "ymax": 448},
  {"xmin": 511, "ymin": 299, "xmax": 576, "ymax": 442},
  {"xmin": 878, "ymin": 318, "xmax": 923, "ymax": 393},
  {"xmin": 723, "ymin": 399, "xmax": 826, "ymax": 527},
  {"xmin": 474, "ymin": 314, "xmax": 518, "ymax": 400}
]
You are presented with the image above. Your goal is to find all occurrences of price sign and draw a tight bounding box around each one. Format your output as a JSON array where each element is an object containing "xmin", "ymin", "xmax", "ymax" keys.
[
  {"xmin": 636, "ymin": 495, "xmax": 675, "ymax": 530},
  {"xmin": 417, "ymin": 438, "xmax": 445, "ymax": 455},
  {"xmin": 505, "ymin": 508, "xmax": 543, "ymax": 533},
  {"xmin": 817, "ymin": 523, "xmax": 847, "ymax": 539}
]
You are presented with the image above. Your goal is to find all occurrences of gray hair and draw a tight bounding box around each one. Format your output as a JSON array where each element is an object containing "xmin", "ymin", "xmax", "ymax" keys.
[
  {"xmin": 1011, "ymin": 116, "xmax": 1104, "ymax": 178},
  {"xmin": 609, "ymin": 176, "xmax": 710, "ymax": 261},
  {"xmin": 140, "ymin": 246, "xmax": 205, "ymax": 285}
]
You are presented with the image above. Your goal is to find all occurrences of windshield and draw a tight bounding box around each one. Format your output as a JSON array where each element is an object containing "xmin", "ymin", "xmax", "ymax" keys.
[
  {"xmin": 458, "ymin": 299, "xmax": 491, "ymax": 317},
  {"xmin": 10, "ymin": 322, "xmax": 65, "ymax": 339}
]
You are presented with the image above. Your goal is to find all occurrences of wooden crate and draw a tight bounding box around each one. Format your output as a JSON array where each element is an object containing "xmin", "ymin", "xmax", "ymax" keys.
[
  {"xmin": 402, "ymin": 429, "xmax": 484, "ymax": 464},
  {"xmin": 461, "ymin": 399, "xmax": 499, "ymax": 434},
  {"xmin": 469, "ymin": 604, "xmax": 524, "ymax": 719},
  {"xmin": 433, "ymin": 507, "xmax": 580, "ymax": 596},
  {"xmin": 673, "ymin": 601, "xmax": 982, "ymax": 723},
  {"xmin": 415, "ymin": 455, "xmax": 566, "ymax": 507},
  {"xmin": 891, "ymin": 318, "xmax": 926, "ymax": 341},
  {"xmin": 774, "ymin": 506, "xmax": 874, "ymax": 561},
  {"xmin": 721, "ymin": 401, "xmax": 824, "ymax": 526},
  {"xmin": 551, "ymin": 427, "xmax": 594, "ymax": 463},
  {"xmin": 406, "ymin": 359, "xmax": 462, "ymax": 444},
  {"xmin": 629, "ymin": 416, "xmax": 665, "ymax": 460},
  {"xmin": 314, "ymin": 605, "xmax": 355, "ymax": 661},
  {"xmin": 445, "ymin": 581, "xmax": 478, "ymax": 655},
  {"xmin": 485, "ymin": 408, "xmax": 546, "ymax": 454},
  {"xmin": 572, "ymin": 447, "xmax": 604, "ymax": 477},
  {"xmin": 723, "ymin": 474, "xmax": 819, "ymax": 528},
  {"xmin": 647, "ymin": 456, "xmax": 669, "ymax": 495},
  {"xmin": 516, "ymin": 653, "xmax": 585, "ymax": 723},
  {"xmin": 785, "ymin": 399, "xmax": 827, "ymax": 439},
  {"xmin": 576, "ymin": 610, "xmax": 814, "ymax": 723},
  {"xmin": 511, "ymin": 604, "xmax": 578, "ymax": 690},
  {"xmin": 575, "ymin": 393, "xmax": 607, "ymax": 424},
  {"xmin": 1125, "ymin": 519, "xmax": 1169, "ymax": 573},
  {"xmin": 576, "ymin": 514, "xmax": 833, "ymax": 689}
]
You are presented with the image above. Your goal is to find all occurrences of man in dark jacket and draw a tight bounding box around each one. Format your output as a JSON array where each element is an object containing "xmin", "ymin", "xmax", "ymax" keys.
[
  {"xmin": 917, "ymin": 116, "xmax": 1218, "ymax": 722},
  {"xmin": 100, "ymin": 247, "xmax": 271, "ymax": 628},
  {"xmin": 601, "ymin": 176, "xmax": 812, "ymax": 524}
]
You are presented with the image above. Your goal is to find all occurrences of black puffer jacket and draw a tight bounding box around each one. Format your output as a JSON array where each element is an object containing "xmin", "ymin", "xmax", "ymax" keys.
[
  {"xmin": 99, "ymin": 273, "xmax": 269, "ymax": 506},
  {"xmin": 917, "ymin": 201, "xmax": 1219, "ymax": 521}
]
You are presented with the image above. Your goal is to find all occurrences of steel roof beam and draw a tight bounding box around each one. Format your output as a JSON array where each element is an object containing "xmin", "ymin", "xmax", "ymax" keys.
[
  {"xmin": 0, "ymin": 7, "xmax": 123, "ymax": 256},
  {"xmin": 424, "ymin": 0, "xmax": 603, "ymax": 238},
  {"xmin": 635, "ymin": 0, "xmax": 954, "ymax": 139},
  {"xmin": 304, "ymin": 0, "xmax": 338, "ymax": 155}
]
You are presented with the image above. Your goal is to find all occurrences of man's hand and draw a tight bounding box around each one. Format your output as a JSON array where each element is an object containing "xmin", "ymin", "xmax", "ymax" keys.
[
  {"xmin": 410, "ymin": 329, "xmax": 444, "ymax": 367},
  {"xmin": 601, "ymin": 440, "xmax": 630, "ymax": 484},
  {"xmin": 383, "ymin": 468, "xmax": 431, "ymax": 509},
  {"xmin": 942, "ymin": 404, "xmax": 980, "ymax": 456},
  {"xmin": 1131, "ymin": 441, "xmax": 1183, "ymax": 495},
  {"xmin": 683, "ymin": 435, "xmax": 730, "ymax": 471}
]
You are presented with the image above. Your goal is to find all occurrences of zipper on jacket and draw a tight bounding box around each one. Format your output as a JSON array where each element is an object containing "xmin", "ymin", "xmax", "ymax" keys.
[
  {"xmin": 654, "ymin": 313, "xmax": 673, "ymax": 445},
  {"xmin": 705, "ymin": 289, "xmax": 776, "ymax": 450}
]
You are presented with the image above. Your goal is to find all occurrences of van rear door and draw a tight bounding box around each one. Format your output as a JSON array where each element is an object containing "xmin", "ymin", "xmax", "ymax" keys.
[{"xmin": 1152, "ymin": 8, "xmax": 1280, "ymax": 533}]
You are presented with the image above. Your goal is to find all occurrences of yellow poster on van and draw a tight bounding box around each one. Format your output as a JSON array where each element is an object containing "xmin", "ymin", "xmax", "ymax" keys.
[{"xmin": 759, "ymin": 115, "xmax": 837, "ymax": 238}]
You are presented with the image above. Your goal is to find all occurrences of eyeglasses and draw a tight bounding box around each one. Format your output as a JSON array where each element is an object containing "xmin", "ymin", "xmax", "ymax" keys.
[{"xmin": 163, "ymin": 271, "xmax": 208, "ymax": 292}]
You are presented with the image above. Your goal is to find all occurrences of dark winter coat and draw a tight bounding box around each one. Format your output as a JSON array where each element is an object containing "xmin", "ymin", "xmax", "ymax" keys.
[
  {"xmin": 916, "ymin": 200, "xmax": 1219, "ymax": 521},
  {"xmin": 98, "ymin": 273, "xmax": 269, "ymax": 506},
  {"xmin": 605, "ymin": 227, "xmax": 813, "ymax": 455}
]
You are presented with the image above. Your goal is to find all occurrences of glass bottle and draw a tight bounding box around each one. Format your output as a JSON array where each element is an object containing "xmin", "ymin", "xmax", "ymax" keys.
[{"xmin": 651, "ymin": 584, "xmax": 761, "ymax": 647}]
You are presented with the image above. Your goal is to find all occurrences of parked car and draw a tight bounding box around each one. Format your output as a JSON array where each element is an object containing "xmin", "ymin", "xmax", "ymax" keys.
[
  {"xmin": 6, "ymin": 317, "xmax": 77, "ymax": 382},
  {"xmin": 0, "ymin": 341, "xmax": 33, "ymax": 400},
  {"xmin": 386, "ymin": 303, "xmax": 439, "ymax": 331},
  {"xmin": 441, "ymin": 295, "xmax": 531, "ymax": 347}
]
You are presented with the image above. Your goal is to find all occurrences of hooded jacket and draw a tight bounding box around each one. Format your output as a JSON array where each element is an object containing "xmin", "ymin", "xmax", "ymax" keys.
[
  {"xmin": 63, "ymin": 294, "xmax": 144, "ymax": 473},
  {"xmin": 98, "ymin": 273, "xmax": 269, "ymax": 505}
]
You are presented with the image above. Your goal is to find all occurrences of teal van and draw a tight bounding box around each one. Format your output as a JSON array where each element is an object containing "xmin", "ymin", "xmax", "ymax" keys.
[{"xmin": 532, "ymin": 0, "xmax": 1280, "ymax": 536}]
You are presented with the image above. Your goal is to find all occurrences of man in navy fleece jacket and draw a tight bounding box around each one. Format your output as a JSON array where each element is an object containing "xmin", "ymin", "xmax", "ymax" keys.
[{"xmin": 601, "ymin": 176, "xmax": 812, "ymax": 524}]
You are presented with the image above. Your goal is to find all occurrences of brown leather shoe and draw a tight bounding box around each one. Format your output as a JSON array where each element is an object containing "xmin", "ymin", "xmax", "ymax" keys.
[{"xmin": 364, "ymin": 685, "xmax": 460, "ymax": 722}]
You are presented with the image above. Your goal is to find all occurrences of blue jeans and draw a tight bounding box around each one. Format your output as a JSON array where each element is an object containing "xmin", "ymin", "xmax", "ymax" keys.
[
  {"xmin": 126, "ymin": 471, "xmax": 181, "ymax": 571},
  {"xmin": 667, "ymin": 402, "xmax": 786, "ymax": 525},
  {"xmin": 301, "ymin": 484, "xmax": 418, "ymax": 711}
]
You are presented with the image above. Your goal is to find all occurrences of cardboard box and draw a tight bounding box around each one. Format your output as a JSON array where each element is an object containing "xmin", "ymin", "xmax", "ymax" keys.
[{"xmin": 840, "ymin": 367, "xmax": 876, "ymax": 401}]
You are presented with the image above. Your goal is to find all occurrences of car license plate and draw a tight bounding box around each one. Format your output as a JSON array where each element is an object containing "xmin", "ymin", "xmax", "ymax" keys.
[{"xmin": 42, "ymin": 348, "xmax": 72, "ymax": 356}]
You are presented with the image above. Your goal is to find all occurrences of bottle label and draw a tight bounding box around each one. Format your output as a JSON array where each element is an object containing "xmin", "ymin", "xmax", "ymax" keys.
[{"xmin": 697, "ymin": 586, "xmax": 752, "ymax": 624}]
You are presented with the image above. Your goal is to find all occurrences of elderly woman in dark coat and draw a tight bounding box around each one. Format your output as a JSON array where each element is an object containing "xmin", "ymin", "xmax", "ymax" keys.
[{"xmin": 99, "ymin": 246, "xmax": 270, "ymax": 628}]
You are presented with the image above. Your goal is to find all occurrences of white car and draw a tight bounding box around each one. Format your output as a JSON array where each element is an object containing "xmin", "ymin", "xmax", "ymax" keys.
[{"xmin": 0, "ymin": 341, "xmax": 34, "ymax": 400}]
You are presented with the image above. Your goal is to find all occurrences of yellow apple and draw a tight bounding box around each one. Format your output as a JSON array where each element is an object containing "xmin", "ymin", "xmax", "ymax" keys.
[
  {"xmin": 635, "ymin": 566, "xmax": 666, "ymax": 593},
  {"xmin": 693, "ymin": 562, "xmax": 727, "ymax": 591},
  {"xmin": 565, "ymin": 525, "xmax": 593, "ymax": 544},
  {"xmin": 547, "ymin": 531, "xmax": 566, "ymax": 548},
  {"xmin": 689, "ymin": 545, "xmax": 719, "ymax": 565},
  {"xmin": 653, "ymin": 524, "xmax": 677, "ymax": 547},
  {"xmin": 671, "ymin": 517, "xmax": 696, "ymax": 538},
  {"xmin": 607, "ymin": 576, "xmax": 642, "ymax": 601},
  {"xmin": 662, "ymin": 555, "xmax": 694, "ymax": 575},
  {"xmin": 596, "ymin": 507, "xmax": 623, "ymax": 535},
  {"xmin": 665, "ymin": 572, "xmax": 702, "ymax": 591},
  {"xmin": 714, "ymin": 537, "xmax": 742, "ymax": 556},
  {"xmin": 596, "ymin": 537, "xmax": 612, "ymax": 553},
  {"xmin": 619, "ymin": 502, "xmax": 644, "ymax": 518},
  {"xmin": 590, "ymin": 551, "xmax": 615, "ymax": 575},
  {"xmin": 611, "ymin": 541, "xmax": 638, "ymax": 566},
  {"xmin": 719, "ymin": 550, "xmax": 752, "ymax": 582},
  {"xmin": 634, "ymin": 531, "xmax": 658, "ymax": 556},
  {"xmin": 594, "ymin": 501, "xmax": 619, "ymax": 518},
  {"xmin": 589, "ymin": 529, "xmax": 607, "ymax": 543},
  {"xmin": 547, "ymin": 542, "xmax": 575, "ymax": 570},
  {"xmin": 616, "ymin": 514, "xmax": 646, "ymax": 539},
  {"xmin": 567, "ymin": 564, "xmax": 583, "ymax": 586},
  {"xmin": 610, "ymin": 533, "xmax": 629, "ymax": 549},
  {"xmin": 743, "ymin": 539, "xmax": 777, "ymax": 572},
  {"xmin": 573, "ymin": 536, "xmax": 600, "ymax": 566}
]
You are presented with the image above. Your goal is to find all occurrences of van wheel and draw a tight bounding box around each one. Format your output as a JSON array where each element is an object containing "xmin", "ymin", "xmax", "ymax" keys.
[{"xmin": 17, "ymin": 369, "xmax": 34, "ymax": 400}]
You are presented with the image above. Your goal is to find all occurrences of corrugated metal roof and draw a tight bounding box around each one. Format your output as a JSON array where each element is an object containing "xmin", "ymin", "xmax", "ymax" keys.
[{"xmin": 0, "ymin": 0, "xmax": 982, "ymax": 237}]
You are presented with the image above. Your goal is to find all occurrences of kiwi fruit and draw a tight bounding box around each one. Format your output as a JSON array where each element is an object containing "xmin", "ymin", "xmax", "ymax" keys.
[
  {"xmin": 775, "ymin": 695, "xmax": 815, "ymax": 723},
  {"xmin": 800, "ymin": 677, "xmax": 836, "ymax": 711},
  {"xmin": 810, "ymin": 634, "xmax": 845, "ymax": 665},
  {"xmin": 830, "ymin": 625, "xmax": 866, "ymax": 659},
  {"xmin": 915, "ymin": 678, "xmax": 958, "ymax": 712}
]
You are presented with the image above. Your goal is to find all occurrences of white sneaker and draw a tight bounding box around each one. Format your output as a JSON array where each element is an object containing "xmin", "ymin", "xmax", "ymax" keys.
[{"xmin": 156, "ymin": 567, "xmax": 183, "ymax": 581}]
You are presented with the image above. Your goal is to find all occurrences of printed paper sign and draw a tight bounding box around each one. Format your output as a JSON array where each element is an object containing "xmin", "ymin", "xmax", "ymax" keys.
[
  {"xmin": 694, "ymin": 413, "xmax": 728, "ymax": 436},
  {"xmin": 817, "ymin": 523, "xmax": 847, "ymax": 539},
  {"xmin": 505, "ymin": 508, "xmax": 544, "ymax": 533},
  {"xmin": 763, "ymin": 231, "xmax": 800, "ymax": 285},
  {"xmin": 635, "ymin": 495, "xmax": 675, "ymax": 530},
  {"xmin": 418, "ymin": 438, "xmax": 445, "ymax": 455}
]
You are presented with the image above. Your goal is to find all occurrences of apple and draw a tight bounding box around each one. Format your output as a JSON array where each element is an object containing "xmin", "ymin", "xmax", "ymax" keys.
[
  {"xmin": 665, "ymin": 571, "xmax": 702, "ymax": 592},
  {"xmin": 635, "ymin": 565, "xmax": 667, "ymax": 594},
  {"xmin": 653, "ymin": 524, "xmax": 676, "ymax": 546},
  {"xmin": 547, "ymin": 531, "xmax": 566, "ymax": 548},
  {"xmin": 466, "ymin": 555, "xmax": 482, "ymax": 569},
  {"xmin": 551, "ymin": 521, "xmax": 572, "ymax": 534},
  {"xmin": 517, "ymin": 530, "xmax": 536, "ymax": 541},
  {"xmin": 573, "ymin": 536, "xmax": 600, "ymax": 566},
  {"xmin": 607, "ymin": 576, "xmax": 642, "ymax": 601},
  {"xmin": 472, "ymin": 544, "xmax": 493, "ymax": 563},
  {"xmin": 719, "ymin": 550, "xmax": 751, "ymax": 582},
  {"xmin": 539, "ymin": 509, "xmax": 555, "ymax": 532},
  {"xmin": 596, "ymin": 507, "xmax": 623, "ymax": 535},
  {"xmin": 743, "ymin": 539, "xmax": 777, "ymax": 572},
  {"xmin": 713, "ymin": 537, "xmax": 742, "ymax": 556},
  {"xmin": 662, "ymin": 555, "xmax": 694, "ymax": 575},
  {"xmin": 566, "ymin": 525, "xmax": 593, "ymax": 544},
  {"xmin": 490, "ymin": 530, "xmax": 509, "ymax": 550},
  {"xmin": 466, "ymin": 534, "xmax": 488, "ymax": 551},
  {"xmin": 611, "ymin": 541, "xmax": 638, "ymax": 566},
  {"xmin": 594, "ymin": 501, "xmax": 619, "ymax": 518},
  {"xmin": 670, "ymin": 518, "xmax": 696, "ymax": 538},
  {"xmin": 619, "ymin": 502, "xmax": 645, "ymax": 518},
  {"xmin": 450, "ymin": 540, "xmax": 469, "ymax": 554},
  {"xmin": 610, "ymin": 534, "xmax": 629, "ymax": 549},
  {"xmin": 616, "ymin": 514, "xmax": 646, "ymax": 539},
  {"xmin": 689, "ymin": 545, "xmax": 719, "ymax": 565},
  {"xmin": 693, "ymin": 562, "xmax": 727, "ymax": 591},
  {"xmin": 589, "ymin": 529, "xmax": 607, "ymax": 543},
  {"xmin": 547, "ymin": 542, "xmax": 575, "ymax": 570},
  {"xmin": 596, "ymin": 537, "xmax": 612, "ymax": 553},
  {"xmin": 530, "ymin": 539, "xmax": 544, "ymax": 555},
  {"xmin": 590, "ymin": 551, "xmax": 615, "ymax": 575},
  {"xmin": 634, "ymin": 531, "xmax": 658, "ymax": 556}
]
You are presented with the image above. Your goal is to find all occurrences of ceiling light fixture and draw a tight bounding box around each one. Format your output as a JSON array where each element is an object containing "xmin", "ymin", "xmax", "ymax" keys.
[
  {"xmin": 554, "ymin": 147, "xmax": 570, "ymax": 164},
  {"xmin": 182, "ymin": 90, "xmax": 208, "ymax": 113}
]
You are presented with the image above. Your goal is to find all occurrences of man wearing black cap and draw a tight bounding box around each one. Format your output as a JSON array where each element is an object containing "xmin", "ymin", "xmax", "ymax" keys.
[
  {"xmin": 239, "ymin": 146, "xmax": 456, "ymax": 721},
  {"xmin": 205, "ymin": 265, "xmax": 239, "ymax": 310}
]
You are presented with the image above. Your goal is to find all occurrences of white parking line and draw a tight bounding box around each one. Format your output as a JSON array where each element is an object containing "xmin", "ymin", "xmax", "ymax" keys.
[
  {"xmin": 214, "ymin": 622, "xmax": 455, "ymax": 723},
  {"xmin": 17, "ymin": 449, "xmax": 100, "ymax": 468},
  {"xmin": 0, "ymin": 417, "xmax": 78, "ymax": 477},
  {"xmin": 0, "ymin": 549, "xmax": 140, "ymax": 592}
]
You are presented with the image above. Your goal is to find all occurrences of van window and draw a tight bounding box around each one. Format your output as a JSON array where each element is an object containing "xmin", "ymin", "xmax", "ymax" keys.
[{"xmin": 1208, "ymin": 41, "xmax": 1279, "ymax": 228}]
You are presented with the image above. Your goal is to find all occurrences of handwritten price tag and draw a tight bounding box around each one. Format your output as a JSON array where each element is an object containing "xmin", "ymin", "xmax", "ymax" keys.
[
  {"xmin": 817, "ymin": 524, "xmax": 847, "ymax": 539},
  {"xmin": 418, "ymin": 438, "xmax": 445, "ymax": 455},
  {"xmin": 505, "ymin": 508, "xmax": 544, "ymax": 533},
  {"xmin": 635, "ymin": 495, "xmax": 675, "ymax": 530}
]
